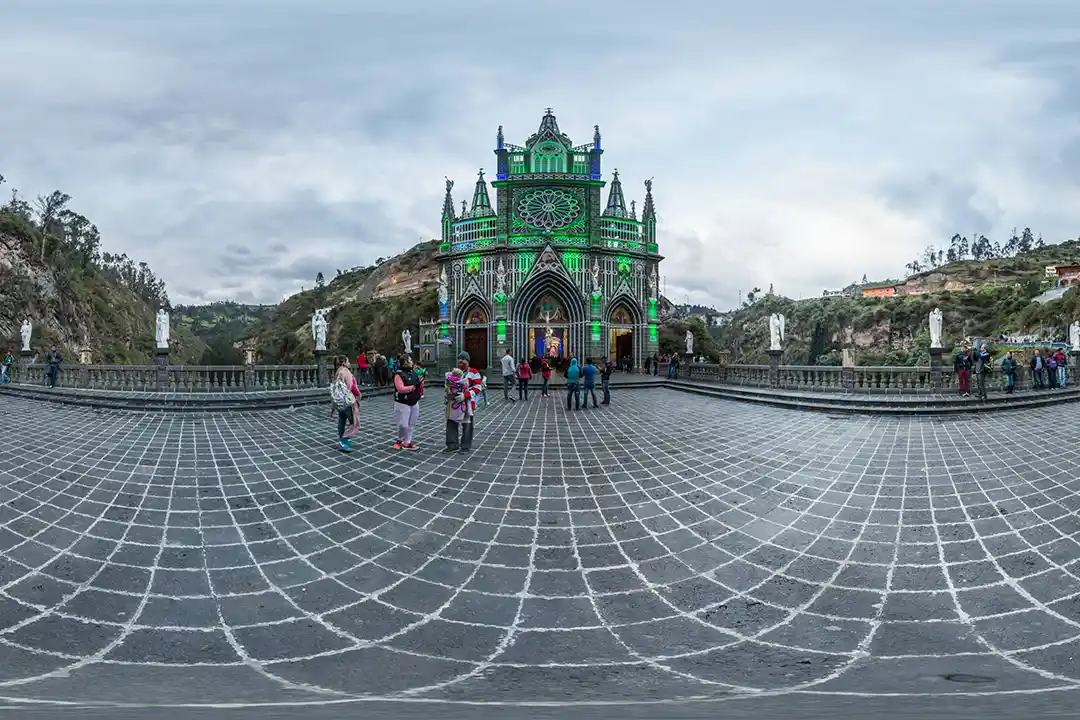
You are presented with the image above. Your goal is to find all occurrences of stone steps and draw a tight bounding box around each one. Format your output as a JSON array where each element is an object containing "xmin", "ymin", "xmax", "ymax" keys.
[{"xmin": 666, "ymin": 380, "xmax": 1080, "ymax": 415}]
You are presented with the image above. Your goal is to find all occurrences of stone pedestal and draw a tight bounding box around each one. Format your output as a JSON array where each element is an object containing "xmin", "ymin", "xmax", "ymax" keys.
[
  {"xmin": 768, "ymin": 349, "xmax": 783, "ymax": 388},
  {"xmin": 929, "ymin": 347, "xmax": 944, "ymax": 391},
  {"xmin": 315, "ymin": 349, "xmax": 329, "ymax": 387},
  {"xmin": 18, "ymin": 349, "xmax": 33, "ymax": 383},
  {"xmin": 841, "ymin": 348, "xmax": 856, "ymax": 391},
  {"xmin": 154, "ymin": 348, "xmax": 170, "ymax": 392},
  {"xmin": 1072, "ymin": 350, "xmax": 1080, "ymax": 384},
  {"xmin": 244, "ymin": 349, "xmax": 256, "ymax": 390}
]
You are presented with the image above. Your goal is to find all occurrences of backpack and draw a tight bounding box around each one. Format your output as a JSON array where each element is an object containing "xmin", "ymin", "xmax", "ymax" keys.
[
  {"xmin": 1047, "ymin": 357, "xmax": 1058, "ymax": 371},
  {"xmin": 329, "ymin": 378, "xmax": 353, "ymax": 410}
]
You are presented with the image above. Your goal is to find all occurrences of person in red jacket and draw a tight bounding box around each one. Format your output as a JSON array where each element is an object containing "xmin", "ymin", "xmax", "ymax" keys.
[
  {"xmin": 517, "ymin": 357, "xmax": 533, "ymax": 401},
  {"xmin": 1053, "ymin": 348, "xmax": 1068, "ymax": 388},
  {"xmin": 539, "ymin": 357, "xmax": 552, "ymax": 398},
  {"xmin": 445, "ymin": 352, "xmax": 484, "ymax": 454},
  {"xmin": 356, "ymin": 352, "xmax": 370, "ymax": 386}
]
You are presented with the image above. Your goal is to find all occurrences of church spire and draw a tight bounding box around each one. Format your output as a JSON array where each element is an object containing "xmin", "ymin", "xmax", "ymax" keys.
[
  {"xmin": 641, "ymin": 178, "xmax": 657, "ymax": 244},
  {"xmin": 602, "ymin": 170, "xmax": 628, "ymax": 218},
  {"xmin": 440, "ymin": 177, "xmax": 456, "ymax": 241},
  {"xmin": 496, "ymin": 125, "xmax": 504, "ymax": 150},
  {"xmin": 469, "ymin": 169, "xmax": 494, "ymax": 217},
  {"xmin": 537, "ymin": 107, "xmax": 560, "ymax": 138}
]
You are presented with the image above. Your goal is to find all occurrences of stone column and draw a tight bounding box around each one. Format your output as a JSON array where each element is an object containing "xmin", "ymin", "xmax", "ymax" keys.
[
  {"xmin": 244, "ymin": 348, "xmax": 256, "ymax": 389},
  {"xmin": 155, "ymin": 348, "xmax": 170, "ymax": 392},
  {"xmin": 1072, "ymin": 350, "xmax": 1080, "ymax": 385},
  {"xmin": 315, "ymin": 349, "xmax": 329, "ymax": 387},
  {"xmin": 768, "ymin": 349, "xmax": 783, "ymax": 389},
  {"xmin": 842, "ymin": 348, "xmax": 855, "ymax": 391},
  {"xmin": 18, "ymin": 349, "xmax": 33, "ymax": 383},
  {"xmin": 929, "ymin": 347, "xmax": 944, "ymax": 391}
]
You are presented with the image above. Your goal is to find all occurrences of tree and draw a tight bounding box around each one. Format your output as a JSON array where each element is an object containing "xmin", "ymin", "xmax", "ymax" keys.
[
  {"xmin": 1019, "ymin": 227, "xmax": 1035, "ymax": 253},
  {"xmin": 32, "ymin": 190, "xmax": 72, "ymax": 261},
  {"xmin": 743, "ymin": 286, "xmax": 762, "ymax": 307}
]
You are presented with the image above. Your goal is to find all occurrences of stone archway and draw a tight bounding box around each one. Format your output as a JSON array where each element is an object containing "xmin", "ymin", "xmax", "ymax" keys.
[
  {"xmin": 456, "ymin": 299, "xmax": 491, "ymax": 371},
  {"xmin": 512, "ymin": 271, "xmax": 587, "ymax": 369},
  {"xmin": 605, "ymin": 295, "xmax": 645, "ymax": 368}
]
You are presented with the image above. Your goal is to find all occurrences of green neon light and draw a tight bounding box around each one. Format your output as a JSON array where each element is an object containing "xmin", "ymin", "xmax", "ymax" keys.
[
  {"xmin": 591, "ymin": 321, "xmax": 601, "ymax": 340},
  {"xmin": 465, "ymin": 254, "xmax": 481, "ymax": 273},
  {"xmin": 561, "ymin": 250, "xmax": 583, "ymax": 271},
  {"xmin": 439, "ymin": 243, "xmax": 451, "ymax": 253},
  {"xmin": 647, "ymin": 242, "xmax": 659, "ymax": 254},
  {"xmin": 592, "ymin": 296, "xmax": 601, "ymax": 315},
  {"xmin": 617, "ymin": 255, "xmax": 632, "ymax": 275},
  {"xmin": 496, "ymin": 320, "xmax": 506, "ymax": 342},
  {"xmin": 648, "ymin": 298, "xmax": 658, "ymax": 320},
  {"xmin": 494, "ymin": 291, "xmax": 506, "ymax": 304},
  {"xmin": 440, "ymin": 323, "xmax": 449, "ymax": 337},
  {"xmin": 649, "ymin": 324, "xmax": 658, "ymax": 342},
  {"xmin": 517, "ymin": 252, "xmax": 535, "ymax": 273}
]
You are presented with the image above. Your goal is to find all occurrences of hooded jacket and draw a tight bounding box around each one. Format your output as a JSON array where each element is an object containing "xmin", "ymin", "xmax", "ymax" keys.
[{"xmin": 566, "ymin": 358, "xmax": 580, "ymax": 383}]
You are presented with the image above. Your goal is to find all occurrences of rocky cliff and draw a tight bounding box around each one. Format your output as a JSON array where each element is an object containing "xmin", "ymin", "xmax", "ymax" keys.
[{"xmin": 0, "ymin": 202, "xmax": 204, "ymax": 364}]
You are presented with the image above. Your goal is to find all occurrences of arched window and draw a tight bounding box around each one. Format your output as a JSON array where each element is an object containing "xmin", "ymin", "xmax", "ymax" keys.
[{"xmin": 531, "ymin": 143, "xmax": 565, "ymax": 173}]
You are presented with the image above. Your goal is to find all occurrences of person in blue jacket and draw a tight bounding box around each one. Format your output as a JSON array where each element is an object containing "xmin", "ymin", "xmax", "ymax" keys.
[{"xmin": 566, "ymin": 358, "xmax": 581, "ymax": 410}]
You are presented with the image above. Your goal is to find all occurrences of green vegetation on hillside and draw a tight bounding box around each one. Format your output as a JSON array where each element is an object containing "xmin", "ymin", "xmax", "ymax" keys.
[
  {"xmin": 173, "ymin": 301, "xmax": 277, "ymax": 364},
  {"xmin": 718, "ymin": 237, "xmax": 1080, "ymax": 366},
  {"xmin": 0, "ymin": 173, "xmax": 204, "ymax": 362}
]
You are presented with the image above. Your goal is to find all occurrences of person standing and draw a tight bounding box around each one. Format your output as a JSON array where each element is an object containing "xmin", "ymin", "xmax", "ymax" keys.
[
  {"xmin": 45, "ymin": 346, "xmax": 61, "ymax": 388},
  {"xmin": 1030, "ymin": 350, "xmax": 1045, "ymax": 389},
  {"xmin": 356, "ymin": 351, "xmax": 370, "ymax": 386},
  {"xmin": 0, "ymin": 350, "xmax": 12, "ymax": 385},
  {"xmin": 954, "ymin": 346, "xmax": 972, "ymax": 397},
  {"xmin": 973, "ymin": 343, "xmax": 991, "ymax": 400},
  {"xmin": 445, "ymin": 352, "xmax": 482, "ymax": 454},
  {"xmin": 566, "ymin": 357, "xmax": 581, "ymax": 410},
  {"xmin": 1001, "ymin": 351, "xmax": 1017, "ymax": 394},
  {"xmin": 392, "ymin": 354, "xmax": 423, "ymax": 450},
  {"xmin": 539, "ymin": 356, "xmax": 552, "ymax": 398},
  {"xmin": 517, "ymin": 356, "xmax": 532, "ymax": 401},
  {"xmin": 1053, "ymin": 348, "xmax": 1067, "ymax": 388},
  {"xmin": 644, "ymin": 354, "xmax": 653, "ymax": 376},
  {"xmin": 500, "ymin": 349, "xmax": 516, "ymax": 402},
  {"xmin": 1045, "ymin": 352, "xmax": 1058, "ymax": 389},
  {"xmin": 581, "ymin": 358, "xmax": 599, "ymax": 409},
  {"xmin": 330, "ymin": 356, "xmax": 360, "ymax": 453},
  {"xmin": 600, "ymin": 359, "xmax": 613, "ymax": 405}
]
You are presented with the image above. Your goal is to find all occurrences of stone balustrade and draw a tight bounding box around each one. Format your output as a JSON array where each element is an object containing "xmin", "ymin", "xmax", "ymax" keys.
[
  {"xmin": 684, "ymin": 361, "xmax": 1076, "ymax": 394},
  {"xmin": 11, "ymin": 363, "xmax": 322, "ymax": 393}
]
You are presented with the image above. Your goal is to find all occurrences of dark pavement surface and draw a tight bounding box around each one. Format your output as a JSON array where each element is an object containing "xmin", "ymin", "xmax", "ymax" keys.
[{"xmin": 1, "ymin": 390, "xmax": 1080, "ymax": 718}]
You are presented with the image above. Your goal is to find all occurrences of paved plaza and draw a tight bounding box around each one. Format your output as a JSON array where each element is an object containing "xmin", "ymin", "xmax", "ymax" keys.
[{"xmin": 2, "ymin": 390, "xmax": 1080, "ymax": 716}]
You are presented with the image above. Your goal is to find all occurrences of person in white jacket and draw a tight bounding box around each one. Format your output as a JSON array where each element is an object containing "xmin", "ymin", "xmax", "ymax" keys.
[{"xmin": 500, "ymin": 349, "xmax": 516, "ymax": 402}]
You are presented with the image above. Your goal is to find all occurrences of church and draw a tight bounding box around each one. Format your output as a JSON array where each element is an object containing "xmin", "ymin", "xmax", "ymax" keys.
[{"xmin": 431, "ymin": 109, "xmax": 663, "ymax": 371}]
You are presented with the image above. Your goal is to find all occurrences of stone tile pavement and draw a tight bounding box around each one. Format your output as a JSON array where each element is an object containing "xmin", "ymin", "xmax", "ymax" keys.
[{"xmin": 1, "ymin": 390, "xmax": 1080, "ymax": 715}]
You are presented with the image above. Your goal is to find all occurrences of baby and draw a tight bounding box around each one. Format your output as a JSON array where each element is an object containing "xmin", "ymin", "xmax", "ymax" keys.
[{"xmin": 445, "ymin": 368, "xmax": 469, "ymax": 423}]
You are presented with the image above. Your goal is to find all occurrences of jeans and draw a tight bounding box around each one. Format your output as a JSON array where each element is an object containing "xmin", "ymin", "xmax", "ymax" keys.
[
  {"xmin": 583, "ymin": 384, "xmax": 598, "ymax": 408},
  {"xmin": 336, "ymin": 406, "xmax": 354, "ymax": 441},
  {"xmin": 518, "ymin": 377, "xmax": 529, "ymax": 400},
  {"xmin": 0, "ymin": 365, "xmax": 8, "ymax": 384},
  {"xmin": 394, "ymin": 402, "xmax": 419, "ymax": 444},
  {"xmin": 1005, "ymin": 372, "xmax": 1015, "ymax": 393},
  {"xmin": 503, "ymin": 375, "xmax": 515, "ymax": 399},
  {"xmin": 541, "ymin": 376, "xmax": 549, "ymax": 395},
  {"xmin": 976, "ymin": 371, "xmax": 987, "ymax": 399},
  {"xmin": 957, "ymin": 369, "xmax": 970, "ymax": 394},
  {"xmin": 601, "ymin": 376, "xmax": 610, "ymax": 403},
  {"xmin": 46, "ymin": 365, "xmax": 58, "ymax": 388},
  {"xmin": 1059, "ymin": 366, "xmax": 1067, "ymax": 388},
  {"xmin": 445, "ymin": 418, "xmax": 473, "ymax": 451},
  {"xmin": 566, "ymin": 382, "xmax": 580, "ymax": 410},
  {"xmin": 1033, "ymin": 369, "xmax": 1044, "ymax": 388}
]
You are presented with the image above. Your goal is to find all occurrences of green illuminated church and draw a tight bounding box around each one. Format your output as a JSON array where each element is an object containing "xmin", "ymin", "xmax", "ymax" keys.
[{"xmin": 435, "ymin": 109, "xmax": 663, "ymax": 371}]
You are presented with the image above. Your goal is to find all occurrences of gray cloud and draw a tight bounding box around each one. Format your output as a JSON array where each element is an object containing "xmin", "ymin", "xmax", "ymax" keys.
[{"xmin": 4, "ymin": 0, "xmax": 1080, "ymax": 309}]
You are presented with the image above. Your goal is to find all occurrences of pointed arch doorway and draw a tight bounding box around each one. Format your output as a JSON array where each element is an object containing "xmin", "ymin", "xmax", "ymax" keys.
[
  {"xmin": 462, "ymin": 304, "xmax": 489, "ymax": 370},
  {"xmin": 609, "ymin": 303, "xmax": 635, "ymax": 364}
]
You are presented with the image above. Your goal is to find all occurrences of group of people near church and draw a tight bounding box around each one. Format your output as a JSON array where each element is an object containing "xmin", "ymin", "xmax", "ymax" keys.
[{"xmin": 328, "ymin": 346, "xmax": 615, "ymax": 454}]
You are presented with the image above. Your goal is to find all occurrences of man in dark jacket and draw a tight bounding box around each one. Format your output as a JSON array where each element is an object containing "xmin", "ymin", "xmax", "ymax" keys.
[
  {"xmin": 972, "ymin": 343, "xmax": 991, "ymax": 400},
  {"xmin": 45, "ymin": 347, "xmax": 61, "ymax": 388},
  {"xmin": 954, "ymin": 347, "xmax": 972, "ymax": 397},
  {"xmin": 1001, "ymin": 351, "xmax": 1017, "ymax": 394}
]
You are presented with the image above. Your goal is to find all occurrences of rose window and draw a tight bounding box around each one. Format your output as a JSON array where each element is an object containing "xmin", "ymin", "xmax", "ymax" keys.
[{"xmin": 517, "ymin": 189, "xmax": 581, "ymax": 230}]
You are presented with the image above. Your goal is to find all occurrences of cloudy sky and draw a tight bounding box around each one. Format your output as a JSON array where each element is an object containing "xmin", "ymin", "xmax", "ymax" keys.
[{"xmin": 3, "ymin": 0, "xmax": 1080, "ymax": 309}]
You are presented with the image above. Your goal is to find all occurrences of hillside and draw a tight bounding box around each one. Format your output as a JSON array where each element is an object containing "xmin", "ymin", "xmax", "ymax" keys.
[
  {"xmin": 717, "ymin": 239, "xmax": 1080, "ymax": 365},
  {"xmin": 244, "ymin": 240, "xmax": 440, "ymax": 362},
  {"xmin": 173, "ymin": 302, "xmax": 277, "ymax": 364},
  {"xmin": 0, "ymin": 177, "xmax": 204, "ymax": 363}
]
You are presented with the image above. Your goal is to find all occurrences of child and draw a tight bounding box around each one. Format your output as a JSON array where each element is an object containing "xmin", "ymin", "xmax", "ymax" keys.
[{"xmin": 446, "ymin": 368, "xmax": 469, "ymax": 423}]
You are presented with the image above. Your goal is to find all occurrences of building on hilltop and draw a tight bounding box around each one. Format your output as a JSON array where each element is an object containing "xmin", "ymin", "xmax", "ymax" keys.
[{"xmin": 433, "ymin": 109, "xmax": 663, "ymax": 371}]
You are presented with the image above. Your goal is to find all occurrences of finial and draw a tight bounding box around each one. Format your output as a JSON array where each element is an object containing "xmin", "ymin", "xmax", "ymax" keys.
[
  {"xmin": 612, "ymin": 168, "xmax": 619, "ymax": 179},
  {"xmin": 544, "ymin": 107, "xmax": 554, "ymax": 115},
  {"xmin": 645, "ymin": 177, "xmax": 653, "ymax": 192},
  {"xmin": 593, "ymin": 124, "xmax": 601, "ymax": 150},
  {"xmin": 477, "ymin": 168, "xmax": 485, "ymax": 179},
  {"xmin": 496, "ymin": 125, "xmax": 504, "ymax": 150},
  {"xmin": 460, "ymin": 199, "xmax": 467, "ymax": 215},
  {"xmin": 630, "ymin": 200, "xmax": 636, "ymax": 217},
  {"xmin": 445, "ymin": 176, "xmax": 453, "ymax": 193}
]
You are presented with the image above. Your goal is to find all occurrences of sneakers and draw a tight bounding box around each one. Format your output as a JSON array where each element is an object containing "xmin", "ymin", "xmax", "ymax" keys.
[
  {"xmin": 393, "ymin": 441, "xmax": 403, "ymax": 450},
  {"xmin": 337, "ymin": 440, "xmax": 353, "ymax": 453},
  {"xmin": 403, "ymin": 443, "xmax": 419, "ymax": 451}
]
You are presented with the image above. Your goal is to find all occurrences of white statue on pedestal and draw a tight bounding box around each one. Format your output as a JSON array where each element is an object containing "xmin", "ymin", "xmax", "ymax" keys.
[
  {"xmin": 155, "ymin": 309, "xmax": 170, "ymax": 349},
  {"xmin": 311, "ymin": 309, "xmax": 328, "ymax": 351},
  {"xmin": 402, "ymin": 329, "xmax": 412, "ymax": 354},
  {"xmin": 769, "ymin": 313, "xmax": 786, "ymax": 351},
  {"xmin": 929, "ymin": 307, "xmax": 943, "ymax": 349},
  {"xmin": 647, "ymin": 266, "xmax": 658, "ymax": 299},
  {"xmin": 20, "ymin": 319, "xmax": 32, "ymax": 352},
  {"xmin": 437, "ymin": 267, "xmax": 448, "ymax": 306},
  {"xmin": 685, "ymin": 330, "xmax": 694, "ymax": 354},
  {"xmin": 591, "ymin": 258, "xmax": 602, "ymax": 297},
  {"xmin": 494, "ymin": 259, "xmax": 507, "ymax": 297},
  {"xmin": 1071, "ymin": 321, "xmax": 1080, "ymax": 352}
]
